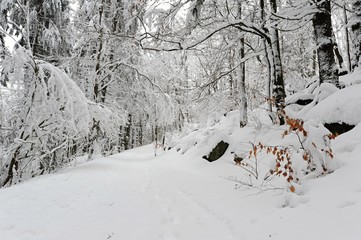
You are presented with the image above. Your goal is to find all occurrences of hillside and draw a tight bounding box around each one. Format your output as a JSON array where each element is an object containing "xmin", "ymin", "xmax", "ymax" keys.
[{"xmin": 1, "ymin": 76, "xmax": 361, "ymax": 240}]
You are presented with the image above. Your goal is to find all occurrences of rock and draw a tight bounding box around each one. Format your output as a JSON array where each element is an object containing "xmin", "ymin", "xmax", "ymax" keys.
[
  {"xmin": 202, "ymin": 141, "xmax": 229, "ymax": 162},
  {"xmin": 295, "ymin": 98, "xmax": 313, "ymax": 106},
  {"xmin": 324, "ymin": 122, "xmax": 355, "ymax": 136}
]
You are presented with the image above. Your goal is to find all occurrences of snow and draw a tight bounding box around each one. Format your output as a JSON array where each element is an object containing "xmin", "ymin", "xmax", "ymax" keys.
[
  {"xmin": 2, "ymin": 75, "xmax": 361, "ymax": 239},
  {"xmin": 306, "ymin": 84, "xmax": 361, "ymax": 125},
  {"xmin": 2, "ymin": 118, "xmax": 361, "ymax": 240},
  {"xmin": 340, "ymin": 67, "xmax": 361, "ymax": 86}
]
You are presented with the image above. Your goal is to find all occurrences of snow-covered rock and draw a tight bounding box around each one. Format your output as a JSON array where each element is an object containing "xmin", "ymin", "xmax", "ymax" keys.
[{"xmin": 306, "ymin": 84, "xmax": 361, "ymax": 125}]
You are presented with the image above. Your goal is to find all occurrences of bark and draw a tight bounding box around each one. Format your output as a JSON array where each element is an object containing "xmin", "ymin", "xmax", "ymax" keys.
[
  {"xmin": 0, "ymin": 35, "xmax": 5, "ymax": 59},
  {"xmin": 94, "ymin": 0, "xmax": 105, "ymax": 103},
  {"xmin": 312, "ymin": 0, "xmax": 339, "ymax": 86},
  {"xmin": 138, "ymin": 121, "xmax": 143, "ymax": 146},
  {"xmin": 123, "ymin": 114, "xmax": 132, "ymax": 150},
  {"xmin": 2, "ymin": 146, "xmax": 20, "ymax": 187},
  {"xmin": 237, "ymin": 0, "xmax": 247, "ymax": 127},
  {"xmin": 344, "ymin": 4, "xmax": 352, "ymax": 72},
  {"xmin": 270, "ymin": 0, "xmax": 286, "ymax": 124},
  {"xmin": 88, "ymin": 0, "xmax": 105, "ymax": 158},
  {"xmin": 118, "ymin": 126, "xmax": 123, "ymax": 152},
  {"xmin": 351, "ymin": 0, "xmax": 361, "ymax": 70},
  {"xmin": 188, "ymin": 0, "xmax": 205, "ymax": 27},
  {"xmin": 260, "ymin": 0, "xmax": 273, "ymax": 114},
  {"xmin": 332, "ymin": 32, "xmax": 346, "ymax": 75}
]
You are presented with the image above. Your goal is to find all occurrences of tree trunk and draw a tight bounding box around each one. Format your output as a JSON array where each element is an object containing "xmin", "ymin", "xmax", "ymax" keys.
[
  {"xmin": 351, "ymin": 0, "xmax": 361, "ymax": 70},
  {"xmin": 312, "ymin": 0, "xmax": 339, "ymax": 86},
  {"xmin": 2, "ymin": 146, "xmax": 20, "ymax": 187},
  {"xmin": 344, "ymin": 4, "xmax": 352, "ymax": 73},
  {"xmin": 269, "ymin": 0, "xmax": 286, "ymax": 125},
  {"xmin": 0, "ymin": 35, "xmax": 5, "ymax": 59},
  {"xmin": 332, "ymin": 31, "xmax": 346, "ymax": 75},
  {"xmin": 260, "ymin": 0, "xmax": 273, "ymax": 114},
  {"xmin": 94, "ymin": 0, "xmax": 105, "ymax": 102},
  {"xmin": 123, "ymin": 114, "xmax": 132, "ymax": 150},
  {"xmin": 138, "ymin": 121, "xmax": 143, "ymax": 146},
  {"xmin": 237, "ymin": 0, "xmax": 247, "ymax": 127}
]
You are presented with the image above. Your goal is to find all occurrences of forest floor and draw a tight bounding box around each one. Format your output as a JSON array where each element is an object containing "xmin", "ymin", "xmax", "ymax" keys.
[{"xmin": 1, "ymin": 140, "xmax": 361, "ymax": 240}]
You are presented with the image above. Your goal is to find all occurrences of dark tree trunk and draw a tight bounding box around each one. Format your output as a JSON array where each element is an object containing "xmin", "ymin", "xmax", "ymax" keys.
[
  {"xmin": 351, "ymin": 0, "xmax": 361, "ymax": 70},
  {"xmin": 2, "ymin": 146, "xmax": 20, "ymax": 187},
  {"xmin": 138, "ymin": 121, "xmax": 143, "ymax": 146},
  {"xmin": 0, "ymin": 35, "xmax": 5, "ymax": 59},
  {"xmin": 332, "ymin": 32, "xmax": 345, "ymax": 74},
  {"xmin": 118, "ymin": 126, "xmax": 123, "ymax": 152},
  {"xmin": 260, "ymin": 0, "xmax": 273, "ymax": 114},
  {"xmin": 94, "ymin": 0, "xmax": 104, "ymax": 102},
  {"xmin": 270, "ymin": 0, "xmax": 286, "ymax": 124},
  {"xmin": 312, "ymin": 0, "xmax": 339, "ymax": 86},
  {"xmin": 344, "ymin": 4, "xmax": 352, "ymax": 72},
  {"xmin": 123, "ymin": 114, "xmax": 132, "ymax": 150},
  {"xmin": 237, "ymin": 0, "xmax": 247, "ymax": 127}
]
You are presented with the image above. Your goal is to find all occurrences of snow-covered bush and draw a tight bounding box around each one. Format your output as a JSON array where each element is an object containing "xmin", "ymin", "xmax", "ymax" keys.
[{"xmin": 237, "ymin": 115, "xmax": 336, "ymax": 192}]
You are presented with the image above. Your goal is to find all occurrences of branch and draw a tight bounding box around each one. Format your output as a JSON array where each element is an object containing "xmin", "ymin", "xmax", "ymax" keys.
[
  {"xmin": 139, "ymin": 19, "xmax": 270, "ymax": 52},
  {"xmin": 199, "ymin": 50, "xmax": 263, "ymax": 91}
]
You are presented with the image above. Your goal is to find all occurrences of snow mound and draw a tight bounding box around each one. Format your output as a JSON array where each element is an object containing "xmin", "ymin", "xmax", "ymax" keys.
[
  {"xmin": 305, "ymin": 84, "xmax": 361, "ymax": 125},
  {"xmin": 167, "ymin": 111, "xmax": 239, "ymax": 158},
  {"xmin": 333, "ymin": 122, "xmax": 361, "ymax": 154},
  {"xmin": 340, "ymin": 67, "xmax": 361, "ymax": 86}
]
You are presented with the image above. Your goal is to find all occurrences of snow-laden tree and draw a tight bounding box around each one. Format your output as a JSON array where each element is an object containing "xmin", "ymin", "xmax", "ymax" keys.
[
  {"xmin": 141, "ymin": 0, "xmax": 288, "ymax": 125},
  {"xmin": 70, "ymin": 0, "xmax": 177, "ymax": 155},
  {"xmin": 0, "ymin": 48, "xmax": 91, "ymax": 187},
  {"xmin": 2, "ymin": 0, "xmax": 72, "ymax": 63}
]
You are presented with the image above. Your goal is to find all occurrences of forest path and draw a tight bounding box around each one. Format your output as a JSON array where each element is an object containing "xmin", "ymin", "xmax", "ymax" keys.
[
  {"xmin": 0, "ymin": 145, "xmax": 246, "ymax": 240},
  {"xmin": 2, "ymin": 144, "xmax": 360, "ymax": 240}
]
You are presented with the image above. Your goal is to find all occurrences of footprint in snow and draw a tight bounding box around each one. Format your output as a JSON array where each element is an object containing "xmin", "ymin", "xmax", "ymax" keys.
[
  {"xmin": 170, "ymin": 216, "xmax": 180, "ymax": 224},
  {"xmin": 337, "ymin": 201, "xmax": 356, "ymax": 208},
  {"xmin": 159, "ymin": 231, "xmax": 179, "ymax": 240}
]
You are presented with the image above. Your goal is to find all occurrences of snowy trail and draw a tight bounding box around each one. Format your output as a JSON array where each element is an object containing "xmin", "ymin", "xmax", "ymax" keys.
[
  {"xmin": 0, "ymin": 146, "xmax": 245, "ymax": 240},
  {"xmin": 143, "ymin": 166, "xmax": 238, "ymax": 240},
  {"xmin": 2, "ymin": 145, "xmax": 361, "ymax": 240}
]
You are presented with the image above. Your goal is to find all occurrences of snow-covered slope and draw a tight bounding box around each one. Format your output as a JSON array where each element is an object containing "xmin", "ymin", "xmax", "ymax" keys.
[
  {"xmin": 1, "ymin": 129, "xmax": 361, "ymax": 240},
  {"xmin": 2, "ymin": 77, "xmax": 361, "ymax": 240}
]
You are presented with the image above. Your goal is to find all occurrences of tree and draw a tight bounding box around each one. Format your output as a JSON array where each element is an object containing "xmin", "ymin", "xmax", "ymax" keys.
[
  {"xmin": 269, "ymin": 0, "xmax": 286, "ymax": 124},
  {"xmin": 312, "ymin": 0, "xmax": 339, "ymax": 86},
  {"xmin": 71, "ymin": 0, "xmax": 176, "ymax": 156},
  {"xmin": 142, "ymin": 0, "xmax": 287, "ymax": 125},
  {"xmin": 3, "ymin": 0, "xmax": 72, "ymax": 63},
  {"xmin": 351, "ymin": 0, "xmax": 361, "ymax": 69},
  {"xmin": 237, "ymin": 0, "xmax": 247, "ymax": 127},
  {"xmin": 0, "ymin": 49, "xmax": 91, "ymax": 187}
]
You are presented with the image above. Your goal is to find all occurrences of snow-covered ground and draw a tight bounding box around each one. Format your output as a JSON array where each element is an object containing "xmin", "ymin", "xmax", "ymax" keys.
[
  {"xmin": 2, "ymin": 72, "xmax": 361, "ymax": 240},
  {"xmin": 1, "ymin": 133, "xmax": 361, "ymax": 240}
]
